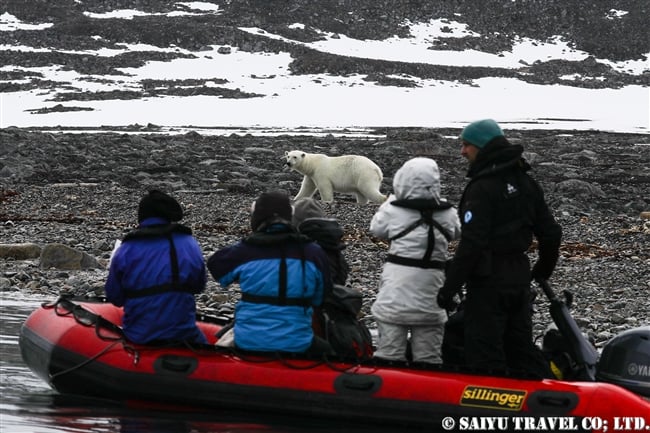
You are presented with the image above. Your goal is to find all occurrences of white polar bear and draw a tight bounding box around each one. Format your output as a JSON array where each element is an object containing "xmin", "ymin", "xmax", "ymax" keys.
[{"xmin": 285, "ymin": 150, "xmax": 386, "ymax": 204}]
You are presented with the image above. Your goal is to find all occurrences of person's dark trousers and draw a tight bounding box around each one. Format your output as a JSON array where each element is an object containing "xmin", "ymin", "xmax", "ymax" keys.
[{"xmin": 464, "ymin": 283, "xmax": 552, "ymax": 377}]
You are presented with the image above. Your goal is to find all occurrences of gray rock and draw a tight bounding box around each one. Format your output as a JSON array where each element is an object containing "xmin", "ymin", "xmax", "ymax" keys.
[
  {"xmin": 0, "ymin": 243, "xmax": 42, "ymax": 260},
  {"xmin": 0, "ymin": 277, "xmax": 12, "ymax": 291},
  {"xmin": 554, "ymin": 179, "xmax": 606, "ymax": 198},
  {"xmin": 560, "ymin": 150, "xmax": 598, "ymax": 163},
  {"xmin": 39, "ymin": 243, "xmax": 101, "ymax": 270}
]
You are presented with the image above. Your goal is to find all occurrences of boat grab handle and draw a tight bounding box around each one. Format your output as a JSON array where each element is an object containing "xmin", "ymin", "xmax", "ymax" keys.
[
  {"xmin": 537, "ymin": 395, "xmax": 572, "ymax": 407},
  {"xmin": 154, "ymin": 355, "xmax": 198, "ymax": 375},
  {"xmin": 334, "ymin": 374, "xmax": 382, "ymax": 394},
  {"xmin": 343, "ymin": 378, "xmax": 375, "ymax": 390},
  {"xmin": 527, "ymin": 390, "xmax": 579, "ymax": 414}
]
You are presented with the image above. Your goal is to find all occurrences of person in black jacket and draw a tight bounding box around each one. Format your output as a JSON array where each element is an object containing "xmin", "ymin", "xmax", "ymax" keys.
[
  {"xmin": 437, "ymin": 119, "xmax": 562, "ymax": 377},
  {"xmin": 292, "ymin": 198, "xmax": 349, "ymax": 286},
  {"xmin": 292, "ymin": 198, "xmax": 374, "ymax": 359}
]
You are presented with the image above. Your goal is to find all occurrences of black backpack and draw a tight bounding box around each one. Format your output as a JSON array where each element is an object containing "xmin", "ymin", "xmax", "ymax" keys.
[{"xmin": 322, "ymin": 284, "xmax": 374, "ymax": 360}]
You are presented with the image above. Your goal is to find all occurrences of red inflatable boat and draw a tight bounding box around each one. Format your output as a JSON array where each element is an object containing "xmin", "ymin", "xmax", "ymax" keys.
[{"xmin": 19, "ymin": 297, "xmax": 650, "ymax": 431}]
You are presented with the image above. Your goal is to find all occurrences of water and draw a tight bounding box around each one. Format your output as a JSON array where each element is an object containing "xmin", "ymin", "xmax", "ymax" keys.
[{"xmin": 0, "ymin": 293, "xmax": 408, "ymax": 433}]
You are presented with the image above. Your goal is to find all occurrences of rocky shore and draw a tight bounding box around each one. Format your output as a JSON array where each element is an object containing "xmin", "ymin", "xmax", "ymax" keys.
[{"xmin": 1, "ymin": 127, "xmax": 649, "ymax": 347}]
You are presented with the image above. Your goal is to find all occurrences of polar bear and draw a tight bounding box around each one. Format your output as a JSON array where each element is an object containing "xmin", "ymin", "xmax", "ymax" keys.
[{"xmin": 284, "ymin": 150, "xmax": 386, "ymax": 204}]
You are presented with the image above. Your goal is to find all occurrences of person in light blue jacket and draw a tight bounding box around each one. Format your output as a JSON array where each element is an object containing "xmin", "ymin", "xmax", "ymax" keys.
[
  {"xmin": 207, "ymin": 190, "xmax": 333, "ymax": 356},
  {"xmin": 105, "ymin": 190, "xmax": 207, "ymax": 345}
]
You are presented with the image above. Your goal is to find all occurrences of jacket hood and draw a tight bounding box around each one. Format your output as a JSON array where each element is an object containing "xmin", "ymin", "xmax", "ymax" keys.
[
  {"xmin": 468, "ymin": 137, "xmax": 529, "ymax": 178},
  {"xmin": 393, "ymin": 157, "xmax": 441, "ymax": 201},
  {"xmin": 292, "ymin": 198, "xmax": 325, "ymax": 226},
  {"xmin": 297, "ymin": 218, "xmax": 345, "ymax": 251}
]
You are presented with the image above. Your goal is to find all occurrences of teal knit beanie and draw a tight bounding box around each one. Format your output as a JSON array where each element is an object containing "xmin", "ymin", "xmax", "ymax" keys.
[{"xmin": 460, "ymin": 119, "xmax": 504, "ymax": 148}]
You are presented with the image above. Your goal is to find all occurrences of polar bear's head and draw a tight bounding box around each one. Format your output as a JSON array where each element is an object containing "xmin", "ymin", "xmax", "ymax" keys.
[{"xmin": 284, "ymin": 150, "xmax": 306, "ymax": 170}]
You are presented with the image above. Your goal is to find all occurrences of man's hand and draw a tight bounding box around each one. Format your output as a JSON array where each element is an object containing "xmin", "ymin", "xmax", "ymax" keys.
[{"xmin": 437, "ymin": 291, "xmax": 458, "ymax": 313}]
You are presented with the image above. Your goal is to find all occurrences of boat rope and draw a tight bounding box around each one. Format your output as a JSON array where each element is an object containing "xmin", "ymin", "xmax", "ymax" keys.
[
  {"xmin": 43, "ymin": 296, "xmax": 141, "ymax": 370},
  {"xmin": 48, "ymin": 340, "xmax": 122, "ymax": 381},
  {"xmin": 218, "ymin": 347, "xmax": 327, "ymax": 369},
  {"xmin": 323, "ymin": 358, "xmax": 376, "ymax": 374},
  {"xmin": 40, "ymin": 297, "xmax": 383, "ymax": 377},
  {"xmin": 40, "ymin": 297, "xmax": 536, "ymax": 379},
  {"xmin": 277, "ymin": 355, "xmax": 326, "ymax": 370},
  {"xmin": 217, "ymin": 347, "xmax": 380, "ymax": 374},
  {"xmin": 44, "ymin": 296, "xmax": 126, "ymax": 341}
]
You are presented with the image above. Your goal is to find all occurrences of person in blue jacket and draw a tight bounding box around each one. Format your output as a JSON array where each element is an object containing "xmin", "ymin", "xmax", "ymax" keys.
[
  {"xmin": 207, "ymin": 190, "xmax": 333, "ymax": 356},
  {"xmin": 105, "ymin": 190, "xmax": 207, "ymax": 345}
]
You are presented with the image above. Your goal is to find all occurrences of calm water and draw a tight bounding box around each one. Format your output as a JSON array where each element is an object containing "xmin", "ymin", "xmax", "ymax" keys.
[{"xmin": 0, "ymin": 293, "xmax": 414, "ymax": 433}]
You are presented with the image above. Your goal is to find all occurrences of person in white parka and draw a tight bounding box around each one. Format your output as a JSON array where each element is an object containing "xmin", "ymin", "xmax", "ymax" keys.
[{"xmin": 370, "ymin": 157, "xmax": 461, "ymax": 364}]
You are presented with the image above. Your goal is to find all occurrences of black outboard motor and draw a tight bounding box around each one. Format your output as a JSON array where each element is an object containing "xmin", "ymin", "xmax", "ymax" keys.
[
  {"xmin": 596, "ymin": 326, "xmax": 650, "ymax": 397},
  {"xmin": 536, "ymin": 279, "xmax": 599, "ymax": 381}
]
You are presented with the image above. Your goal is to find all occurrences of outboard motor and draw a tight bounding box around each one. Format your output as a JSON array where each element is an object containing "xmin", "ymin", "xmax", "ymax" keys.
[{"xmin": 596, "ymin": 326, "xmax": 650, "ymax": 397}]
